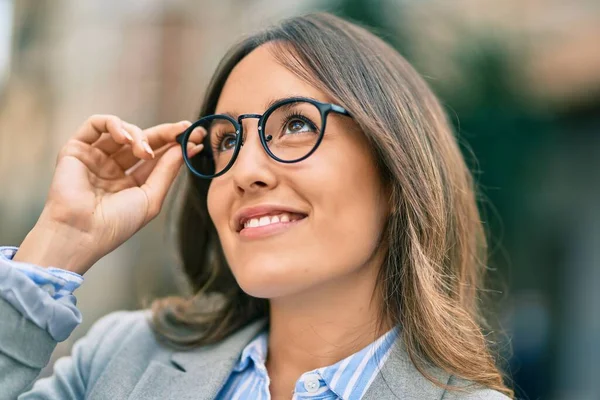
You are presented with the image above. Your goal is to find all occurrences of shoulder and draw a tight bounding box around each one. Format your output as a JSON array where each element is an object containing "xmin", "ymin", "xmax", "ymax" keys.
[
  {"xmin": 441, "ymin": 375, "xmax": 511, "ymax": 400},
  {"xmin": 364, "ymin": 334, "xmax": 512, "ymax": 400},
  {"xmin": 85, "ymin": 309, "xmax": 151, "ymax": 339},
  {"xmin": 82, "ymin": 309, "xmax": 152, "ymax": 353}
]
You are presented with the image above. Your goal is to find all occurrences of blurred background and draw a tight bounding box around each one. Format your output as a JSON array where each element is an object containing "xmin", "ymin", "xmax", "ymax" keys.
[{"xmin": 0, "ymin": 0, "xmax": 598, "ymax": 399}]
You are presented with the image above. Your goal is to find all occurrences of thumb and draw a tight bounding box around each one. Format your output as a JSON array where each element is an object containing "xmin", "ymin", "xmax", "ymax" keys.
[{"xmin": 140, "ymin": 145, "xmax": 185, "ymax": 219}]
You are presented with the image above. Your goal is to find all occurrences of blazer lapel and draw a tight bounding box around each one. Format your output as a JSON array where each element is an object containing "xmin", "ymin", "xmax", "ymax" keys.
[
  {"xmin": 128, "ymin": 318, "xmax": 450, "ymax": 399},
  {"xmin": 128, "ymin": 318, "xmax": 268, "ymax": 400},
  {"xmin": 362, "ymin": 334, "xmax": 451, "ymax": 400}
]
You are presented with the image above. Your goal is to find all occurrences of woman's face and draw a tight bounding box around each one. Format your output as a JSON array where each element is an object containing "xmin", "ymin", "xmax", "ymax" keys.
[{"xmin": 207, "ymin": 44, "xmax": 389, "ymax": 298}]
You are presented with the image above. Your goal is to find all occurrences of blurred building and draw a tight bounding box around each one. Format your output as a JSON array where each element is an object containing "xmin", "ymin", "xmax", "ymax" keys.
[
  {"xmin": 0, "ymin": 0, "xmax": 319, "ymax": 377},
  {"xmin": 0, "ymin": 1, "xmax": 598, "ymax": 398}
]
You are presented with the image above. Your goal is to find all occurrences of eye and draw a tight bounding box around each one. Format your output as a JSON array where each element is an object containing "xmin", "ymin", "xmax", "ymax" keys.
[
  {"xmin": 284, "ymin": 116, "xmax": 316, "ymax": 135},
  {"xmin": 214, "ymin": 133, "xmax": 237, "ymax": 152}
]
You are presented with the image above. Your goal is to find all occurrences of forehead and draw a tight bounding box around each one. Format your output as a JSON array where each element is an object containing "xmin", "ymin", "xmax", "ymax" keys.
[{"xmin": 215, "ymin": 44, "xmax": 329, "ymax": 116}]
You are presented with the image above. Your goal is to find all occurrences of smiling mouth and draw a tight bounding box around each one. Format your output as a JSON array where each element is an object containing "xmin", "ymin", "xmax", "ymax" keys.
[{"xmin": 237, "ymin": 212, "xmax": 307, "ymax": 233}]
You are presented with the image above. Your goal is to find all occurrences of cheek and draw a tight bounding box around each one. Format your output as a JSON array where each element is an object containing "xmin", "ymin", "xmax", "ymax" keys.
[{"xmin": 308, "ymin": 151, "xmax": 387, "ymax": 265}]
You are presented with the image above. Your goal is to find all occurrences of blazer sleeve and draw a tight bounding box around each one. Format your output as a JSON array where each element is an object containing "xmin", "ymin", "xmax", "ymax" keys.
[
  {"xmin": 0, "ymin": 296, "xmax": 58, "ymax": 399},
  {"xmin": 0, "ymin": 249, "xmax": 83, "ymax": 343},
  {"xmin": 0, "ymin": 296, "xmax": 139, "ymax": 400}
]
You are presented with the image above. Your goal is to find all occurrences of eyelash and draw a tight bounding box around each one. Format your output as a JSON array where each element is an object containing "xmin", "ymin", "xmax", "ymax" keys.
[{"xmin": 211, "ymin": 130, "xmax": 237, "ymax": 152}]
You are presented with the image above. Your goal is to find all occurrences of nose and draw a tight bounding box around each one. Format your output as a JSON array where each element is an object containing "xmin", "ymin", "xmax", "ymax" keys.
[{"xmin": 229, "ymin": 118, "xmax": 278, "ymax": 195}]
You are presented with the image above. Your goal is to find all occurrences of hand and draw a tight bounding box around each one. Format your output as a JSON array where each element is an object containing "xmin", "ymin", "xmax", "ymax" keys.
[{"xmin": 14, "ymin": 115, "xmax": 205, "ymax": 275}]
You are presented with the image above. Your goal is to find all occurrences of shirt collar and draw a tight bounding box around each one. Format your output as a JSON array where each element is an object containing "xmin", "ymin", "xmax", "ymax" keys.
[
  {"xmin": 232, "ymin": 325, "xmax": 401, "ymax": 399},
  {"xmin": 232, "ymin": 328, "xmax": 269, "ymax": 374}
]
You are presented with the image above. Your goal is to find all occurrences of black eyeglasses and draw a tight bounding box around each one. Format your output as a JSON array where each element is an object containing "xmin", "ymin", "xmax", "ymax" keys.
[{"xmin": 175, "ymin": 97, "xmax": 351, "ymax": 179}]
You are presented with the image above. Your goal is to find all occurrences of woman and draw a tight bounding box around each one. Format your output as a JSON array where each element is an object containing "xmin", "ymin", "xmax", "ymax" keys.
[{"xmin": 0, "ymin": 13, "xmax": 513, "ymax": 399}]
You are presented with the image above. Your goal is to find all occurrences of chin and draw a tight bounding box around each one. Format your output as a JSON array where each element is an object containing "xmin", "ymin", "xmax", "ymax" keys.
[{"xmin": 230, "ymin": 256, "xmax": 312, "ymax": 299}]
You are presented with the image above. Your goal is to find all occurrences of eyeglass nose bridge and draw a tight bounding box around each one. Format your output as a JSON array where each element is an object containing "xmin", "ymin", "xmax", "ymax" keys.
[{"xmin": 236, "ymin": 113, "xmax": 272, "ymax": 144}]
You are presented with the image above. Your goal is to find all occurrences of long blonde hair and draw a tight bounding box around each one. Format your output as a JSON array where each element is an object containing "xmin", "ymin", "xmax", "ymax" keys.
[{"xmin": 151, "ymin": 13, "xmax": 513, "ymax": 398}]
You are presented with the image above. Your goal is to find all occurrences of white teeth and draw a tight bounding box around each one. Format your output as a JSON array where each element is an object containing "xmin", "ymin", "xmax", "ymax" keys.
[
  {"xmin": 243, "ymin": 212, "xmax": 297, "ymax": 229},
  {"xmin": 259, "ymin": 216, "xmax": 270, "ymax": 226}
]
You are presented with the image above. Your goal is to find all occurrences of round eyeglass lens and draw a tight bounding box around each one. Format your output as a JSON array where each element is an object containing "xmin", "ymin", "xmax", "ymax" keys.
[
  {"xmin": 264, "ymin": 100, "xmax": 323, "ymax": 162},
  {"xmin": 184, "ymin": 116, "xmax": 238, "ymax": 177}
]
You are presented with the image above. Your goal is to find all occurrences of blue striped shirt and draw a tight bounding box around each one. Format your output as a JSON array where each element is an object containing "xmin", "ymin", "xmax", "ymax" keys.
[
  {"xmin": 217, "ymin": 324, "xmax": 400, "ymax": 400},
  {"xmin": 0, "ymin": 246, "xmax": 83, "ymax": 299}
]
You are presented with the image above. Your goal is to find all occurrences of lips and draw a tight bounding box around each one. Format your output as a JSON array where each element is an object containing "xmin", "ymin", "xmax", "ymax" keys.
[{"xmin": 233, "ymin": 205, "xmax": 308, "ymax": 233}]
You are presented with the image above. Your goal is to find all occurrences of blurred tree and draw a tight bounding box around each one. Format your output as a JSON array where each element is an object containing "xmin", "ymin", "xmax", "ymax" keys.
[{"xmin": 320, "ymin": 1, "xmax": 564, "ymax": 398}]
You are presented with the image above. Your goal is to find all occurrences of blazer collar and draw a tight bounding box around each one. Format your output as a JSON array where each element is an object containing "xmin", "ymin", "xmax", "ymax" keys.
[
  {"xmin": 128, "ymin": 318, "xmax": 450, "ymax": 400},
  {"xmin": 127, "ymin": 318, "xmax": 268, "ymax": 400},
  {"xmin": 169, "ymin": 318, "xmax": 269, "ymax": 373}
]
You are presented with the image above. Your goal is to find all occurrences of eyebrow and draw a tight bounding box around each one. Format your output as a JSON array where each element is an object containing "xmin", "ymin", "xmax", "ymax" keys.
[{"xmin": 218, "ymin": 95, "xmax": 322, "ymax": 119}]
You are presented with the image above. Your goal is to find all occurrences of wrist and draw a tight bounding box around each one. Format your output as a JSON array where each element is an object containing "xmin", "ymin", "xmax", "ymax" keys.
[{"xmin": 13, "ymin": 219, "xmax": 97, "ymax": 275}]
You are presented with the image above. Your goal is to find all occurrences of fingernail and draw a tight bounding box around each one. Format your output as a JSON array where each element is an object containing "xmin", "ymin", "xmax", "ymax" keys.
[
  {"xmin": 142, "ymin": 141, "xmax": 155, "ymax": 158},
  {"xmin": 180, "ymin": 120, "xmax": 192, "ymax": 128},
  {"xmin": 120, "ymin": 128, "xmax": 133, "ymax": 142}
]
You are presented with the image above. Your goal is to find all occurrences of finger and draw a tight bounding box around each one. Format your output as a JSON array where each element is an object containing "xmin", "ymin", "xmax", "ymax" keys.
[
  {"xmin": 184, "ymin": 126, "xmax": 207, "ymax": 147},
  {"xmin": 74, "ymin": 114, "xmax": 132, "ymax": 146},
  {"xmin": 58, "ymin": 140, "xmax": 123, "ymax": 180},
  {"xmin": 112, "ymin": 143, "xmax": 170, "ymax": 173},
  {"xmin": 113, "ymin": 126, "xmax": 205, "ymax": 171},
  {"xmin": 125, "ymin": 143, "xmax": 174, "ymax": 185},
  {"xmin": 128, "ymin": 142, "xmax": 203, "ymax": 185},
  {"xmin": 92, "ymin": 122, "xmax": 140, "ymax": 156},
  {"xmin": 112, "ymin": 121, "xmax": 193, "ymax": 167},
  {"xmin": 139, "ymin": 143, "xmax": 204, "ymax": 219},
  {"xmin": 144, "ymin": 120, "xmax": 193, "ymax": 149},
  {"xmin": 123, "ymin": 122, "xmax": 154, "ymax": 161},
  {"xmin": 92, "ymin": 132, "xmax": 126, "ymax": 155}
]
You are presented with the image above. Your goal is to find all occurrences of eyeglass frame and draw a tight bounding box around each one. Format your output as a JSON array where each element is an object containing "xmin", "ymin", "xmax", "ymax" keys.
[{"xmin": 175, "ymin": 96, "xmax": 352, "ymax": 179}]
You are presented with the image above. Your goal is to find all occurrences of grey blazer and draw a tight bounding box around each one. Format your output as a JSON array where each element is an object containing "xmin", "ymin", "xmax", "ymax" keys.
[{"xmin": 0, "ymin": 298, "xmax": 509, "ymax": 399}]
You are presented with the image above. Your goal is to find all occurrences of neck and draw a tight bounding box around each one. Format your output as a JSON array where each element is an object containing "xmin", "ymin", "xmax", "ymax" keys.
[{"xmin": 264, "ymin": 258, "xmax": 391, "ymax": 398}]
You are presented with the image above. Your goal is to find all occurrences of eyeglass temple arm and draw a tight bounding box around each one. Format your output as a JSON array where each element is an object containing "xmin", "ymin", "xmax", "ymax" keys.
[{"xmin": 331, "ymin": 104, "xmax": 351, "ymax": 116}]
